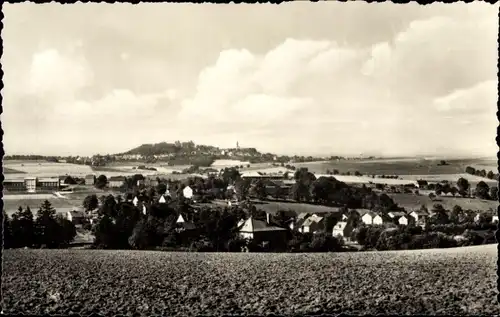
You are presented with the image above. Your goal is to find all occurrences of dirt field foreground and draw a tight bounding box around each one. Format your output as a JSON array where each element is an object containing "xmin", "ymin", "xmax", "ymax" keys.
[{"xmin": 3, "ymin": 244, "xmax": 498, "ymax": 315}]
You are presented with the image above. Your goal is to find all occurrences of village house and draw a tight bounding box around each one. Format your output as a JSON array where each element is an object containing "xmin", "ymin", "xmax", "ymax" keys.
[
  {"xmin": 175, "ymin": 213, "xmax": 196, "ymax": 232},
  {"xmin": 132, "ymin": 196, "xmax": 139, "ymax": 206},
  {"xmin": 298, "ymin": 214, "xmax": 325, "ymax": 233},
  {"xmin": 332, "ymin": 221, "xmax": 354, "ymax": 242},
  {"xmin": 398, "ymin": 215, "xmax": 413, "ymax": 226},
  {"xmin": 108, "ymin": 176, "xmax": 126, "ymax": 188},
  {"xmin": 238, "ymin": 215, "xmax": 288, "ymax": 251},
  {"xmin": 492, "ymin": 215, "xmax": 499, "ymax": 223},
  {"xmin": 388, "ymin": 211, "xmax": 406, "ymax": 219},
  {"xmin": 85, "ymin": 174, "xmax": 96, "ymax": 185},
  {"xmin": 183, "ymin": 186, "xmax": 194, "ymax": 199},
  {"xmin": 410, "ymin": 210, "xmax": 430, "ymax": 226},
  {"xmin": 159, "ymin": 195, "xmax": 167, "ymax": 204},
  {"xmin": 65, "ymin": 208, "xmax": 86, "ymax": 225},
  {"xmin": 361, "ymin": 211, "xmax": 377, "ymax": 225}
]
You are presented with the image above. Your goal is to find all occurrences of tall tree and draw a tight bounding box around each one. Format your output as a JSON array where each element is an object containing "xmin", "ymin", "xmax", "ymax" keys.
[
  {"xmin": 475, "ymin": 181, "xmax": 490, "ymax": 200},
  {"xmin": 95, "ymin": 175, "xmax": 108, "ymax": 189},
  {"xmin": 35, "ymin": 200, "xmax": 60, "ymax": 247},
  {"xmin": 457, "ymin": 177, "xmax": 470, "ymax": 196},
  {"xmin": 83, "ymin": 194, "xmax": 99, "ymax": 212}
]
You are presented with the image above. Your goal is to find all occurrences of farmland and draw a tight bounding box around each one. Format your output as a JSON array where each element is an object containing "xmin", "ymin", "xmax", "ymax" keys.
[
  {"xmin": 3, "ymin": 244, "xmax": 498, "ymax": 315},
  {"xmin": 389, "ymin": 193, "xmax": 498, "ymax": 212},
  {"xmin": 293, "ymin": 158, "xmax": 497, "ymax": 175}
]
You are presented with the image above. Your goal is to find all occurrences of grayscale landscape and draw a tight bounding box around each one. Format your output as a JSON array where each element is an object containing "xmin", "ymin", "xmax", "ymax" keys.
[{"xmin": 2, "ymin": 2, "xmax": 499, "ymax": 315}]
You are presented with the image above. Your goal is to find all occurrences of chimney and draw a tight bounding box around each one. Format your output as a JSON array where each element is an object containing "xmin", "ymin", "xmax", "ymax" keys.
[{"xmin": 266, "ymin": 212, "xmax": 270, "ymax": 224}]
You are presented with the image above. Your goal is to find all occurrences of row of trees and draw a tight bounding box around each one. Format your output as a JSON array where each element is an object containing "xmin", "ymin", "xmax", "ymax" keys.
[
  {"xmin": 465, "ymin": 166, "xmax": 499, "ymax": 180},
  {"xmin": 3, "ymin": 201, "xmax": 77, "ymax": 249}
]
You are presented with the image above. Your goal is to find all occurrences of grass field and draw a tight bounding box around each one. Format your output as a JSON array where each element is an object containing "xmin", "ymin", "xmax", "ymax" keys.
[
  {"xmin": 4, "ymin": 167, "xmax": 26, "ymax": 174},
  {"xmin": 293, "ymin": 158, "xmax": 497, "ymax": 175},
  {"xmin": 3, "ymin": 244, "xmax": 498, "ymax": 315},
  {"xmin": 389, "ymin": 193, "xmax": 498, "ymax": 212}
]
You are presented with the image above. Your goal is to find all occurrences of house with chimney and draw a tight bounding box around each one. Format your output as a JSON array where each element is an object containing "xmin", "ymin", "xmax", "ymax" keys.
[
  {"xmin": 332, "ymin": 221, "xmax": 354, "ymax": 242},
  {"xmin": 298, "ymin": 214, "xmax": 325, "ymax": 233},
  {"xmin": 238, "ymin": 214, "xmax": 288, "ymax": 251}
]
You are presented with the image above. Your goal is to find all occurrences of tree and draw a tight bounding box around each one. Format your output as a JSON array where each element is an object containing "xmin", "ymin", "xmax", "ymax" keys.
[
  {"xmin": 10, "ymin": 206, "xmax": 35, "ymax": 248},
  {"xmin": 475, "ymin": 181, "xmax": 490, "ymax": 200},
  {"xmin": 457, "ymin": 177, "xmax": 470, "ymax": 195},
  {"xmin": 96, "ymin": 175, "xmax": 108, "ymax": 189},
  {"xmin": 94, "ymin": 215, "xmax": 116, "ymax": 248},
  {"xmin": 83, "ymin": 194, "xmax": 99, "ymax": 212},
  {"xmin": 450, "ymin": 187, "xmax": 458, "ymax": 197},
  {"xmin": 465, "ymin": 166, "xmax": 476, "ymax": 175},
  {"xmin": 250, "ymin": 180, "xmax": 267, "ymax": 200},
  {"xmin": 55, "ymin": 215, "xmax": 77, "ymax": 245},
  {"xmin": 35, "ymin": 200, "xmax": 60, "ymax": 247},
  {"xmin": 487, "ymin": 171, "xmax": 494, "ymax": 179},
  {"xmin": 429, "ymin": 204, "xmax": 449, "ymax": 225},
  {"xmin": 490, "ymin": 186, "xmax": 498, "ymax": 201},
  {"xmin": 428, "ymin": 192, "xmax": 436, "ymax": 201},
  {"xmin": 64, "ymin": 176, "xmax": 77, "ymax": 185},
  {"xmin": 157, "ymin": 183, "xmax": 167, "ymax": 195},
  {"xmin": 234, "ymin": 178, "xmax": 251, "ymax": 201},
  {"xmin": 3, "ymin": 211, "xmax": 13, "ymax": 249}
]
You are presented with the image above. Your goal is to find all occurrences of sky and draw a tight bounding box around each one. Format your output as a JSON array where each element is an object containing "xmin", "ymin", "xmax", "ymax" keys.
[{"xmin": 2, "ymin": 2, "xmax": 498, "ymax": 158}]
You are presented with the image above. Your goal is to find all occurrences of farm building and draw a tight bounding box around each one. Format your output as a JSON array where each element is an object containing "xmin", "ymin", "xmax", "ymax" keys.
[
  {"xmin": 332, "ymin": 221, "xmax": 353, "ymax": 241},
  {"xmin": 238, "ymin": 216, "xmax": 288, "ymax": 251},
  {"xmin": 84, "ymin": 174, "xmax": 96, "ymax": 185},
  {"xmin": 24, "ymin": 177, "xmax": 37, "ymax": 193},
  {"xmin": 183, "ymin": 186, "xmax": 194, "ymax": 199},
  {"xmin": 108, "ymin": 176, "xmax": 126, "ymax": 188},
  {"xmin": 299, "ymin": 214, "xmax": 325, "ymax": 233},
  {"xmin": 38, "ymin": 177, "xmax": 60, "ymax": 191},
  {"xmin": 3, "ymin": 179, "xmax": 26, "ymax": 192}
]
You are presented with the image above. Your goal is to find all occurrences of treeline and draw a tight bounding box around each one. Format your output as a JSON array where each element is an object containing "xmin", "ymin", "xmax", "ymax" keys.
[
  {"xmin": 3, "ymin": 201, "xmax": 77, "ymax": 249},
  {"xmin": 465, "ymin": 166, "xmax": 499, "ymax": 180}
]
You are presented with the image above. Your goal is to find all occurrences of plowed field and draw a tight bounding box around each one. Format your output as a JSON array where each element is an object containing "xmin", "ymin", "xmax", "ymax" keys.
[{"xmin": 3, "ymin": 244, "xmax": 498, "ymax": 315}]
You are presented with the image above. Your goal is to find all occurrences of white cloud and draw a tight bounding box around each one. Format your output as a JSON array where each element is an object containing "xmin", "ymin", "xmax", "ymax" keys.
[
  {"xmin": 27, "ymin": 49, "xmax": 93, "ymax": 101},
  {"xmin": 433, "ymin": 80, "xmax": 497, "ymax": 114}
]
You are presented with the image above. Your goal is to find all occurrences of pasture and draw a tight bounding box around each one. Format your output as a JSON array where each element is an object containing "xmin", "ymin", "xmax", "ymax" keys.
[
  {"xmin": 2, "ymin": 244, "xmax": 498, "ymax": 315},
  {"xmin": 389, "ymin": 193, "xmax": 498, "ymax": 212},
  {"xmin": 4, "ymin": 162, "xmax": 94, "ymax": 178}
]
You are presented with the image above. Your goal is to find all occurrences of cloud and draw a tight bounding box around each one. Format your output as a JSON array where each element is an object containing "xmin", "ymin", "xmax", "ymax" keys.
[
  {"xmin": 433, "ymin": 80, "xmax": 497, "ymax": 114},
  {"xmin": 27, "ymin": 49, "xmax": 93, "ymax": 101}
]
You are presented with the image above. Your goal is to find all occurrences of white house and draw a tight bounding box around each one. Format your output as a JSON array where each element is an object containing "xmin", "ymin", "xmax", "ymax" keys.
[
  {"xmin": 132, "ymin": 196, "xmax": 139, "ymax": 207},
  {"xmin": 361, "ymin": 211, "xmax": 377, "ymax": 225},
  {"xmin": 332, "ymin": 221, "xmax": 353, "ymax": 241},
  {"xmin": 177, "ymin": 214, "xmax": 186, "ymax": 223},
  {"xmin": 493, "ymin": 215, "xmax": 499, "ymax": 223},
  {"xmin": 159, "ymin": 195, "xmax": 166, "ymax": 204},
  {"xmin": 398, "ymin": 215, "xmax": 411, "ymax": 225},
  {"xmin": 299, "ymin": 214, "xmax": 324, "ymax": 233},
  {"xmin": 183, "ymin": 186, "xmax": 194, "ymax": 199},
  {"xmin": 142, "ymin": 205, "xmax": 147, "ymax": 215},
  {"xmin": 342, "ymin": 213, "xmax": 348, "ymax": 221},
  {"xmin": 474, "ymin": 213, "xmax": 481, "ymax": 222},
  {"xmin": 372, "ymin": 214, "xmax": 384, "ymax": 225},
  {"xmin": 410, "ymin": 210, "xmax": 429, "ymax": 224}
]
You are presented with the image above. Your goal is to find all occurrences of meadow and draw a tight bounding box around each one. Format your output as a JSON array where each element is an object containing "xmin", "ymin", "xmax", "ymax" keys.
[{"xmin": 2, "ymin": 244, "xmax": 497, "ymax": 315}]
